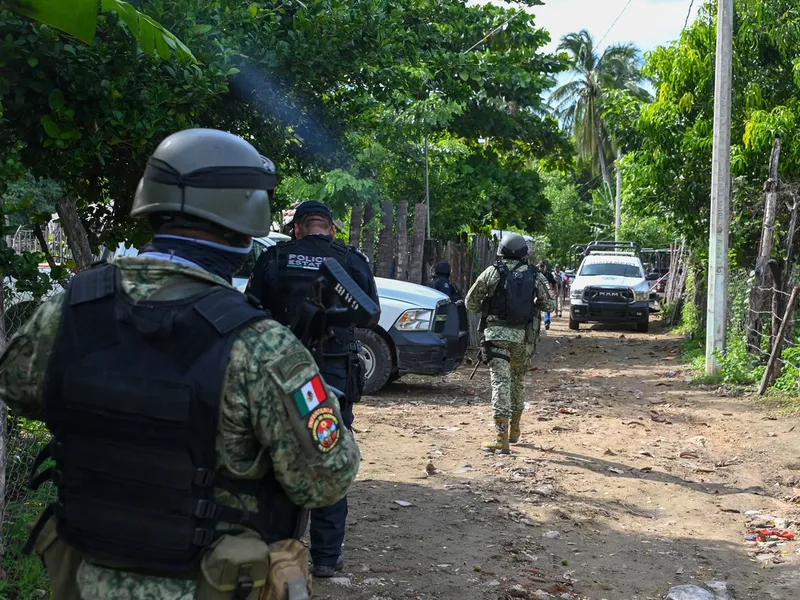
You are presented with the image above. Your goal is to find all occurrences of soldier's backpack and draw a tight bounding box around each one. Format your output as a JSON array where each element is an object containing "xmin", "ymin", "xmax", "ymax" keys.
[{"xmin": 488, "ymin": 261, "xmax": 539, "ymax": 326}]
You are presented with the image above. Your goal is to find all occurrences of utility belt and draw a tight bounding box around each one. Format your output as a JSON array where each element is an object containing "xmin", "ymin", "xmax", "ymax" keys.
[
  {"xmin": 30, "ymin": 514, "xmax": 312, "ymax": 600},
  {"xmin": 320, "ymin": 341, "xmax": 363, "ymax": 404}
]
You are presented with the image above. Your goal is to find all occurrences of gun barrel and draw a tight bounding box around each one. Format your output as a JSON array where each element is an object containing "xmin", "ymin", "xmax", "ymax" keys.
[{"xmin": 320, "ymin": 258, "xmax": 380, "ymax": 329}]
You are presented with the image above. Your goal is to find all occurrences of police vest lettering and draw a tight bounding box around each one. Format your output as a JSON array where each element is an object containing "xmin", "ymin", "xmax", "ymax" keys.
[
  {"xmin": 488, "ymin": 261, "xmax": 538, "ymax": 326},
  {"xmin": 288, "ymin": 253, "xmax": 325, "ymax": 269}
]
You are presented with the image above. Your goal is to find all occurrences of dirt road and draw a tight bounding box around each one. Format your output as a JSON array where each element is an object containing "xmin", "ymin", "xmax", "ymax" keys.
[{"xmin": 314, "ymin": 318, "xmax": 800, "ymax": 600}]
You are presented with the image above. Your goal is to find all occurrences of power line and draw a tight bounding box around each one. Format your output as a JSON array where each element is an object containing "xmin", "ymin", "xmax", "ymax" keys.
[
  {"xmin": 684, "ymin": 0, "xmax": 696, "ymax": 30},
  {"xmin": 597, "ymin": 0, "xmax": 635, "ymax": 48}
]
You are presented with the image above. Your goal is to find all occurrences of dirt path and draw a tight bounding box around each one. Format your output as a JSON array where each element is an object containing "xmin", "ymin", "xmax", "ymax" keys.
[{"xmin": 313, "ymin": 318, "xmax": 800, "ymax": 600}]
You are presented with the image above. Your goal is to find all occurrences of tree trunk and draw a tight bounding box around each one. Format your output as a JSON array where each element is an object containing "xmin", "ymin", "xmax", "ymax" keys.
[
  {"xmin": 395, "ymin": 200, "xmax": 409, "ymax": 280},
  {"xmin": 349, "ymin": 204, "xmax": 363, "ymax": 248},
  {"xmin": 746, "ymin": 138, "xmax": 781, "ymax": 355},
  {"xmin": 361, "ymin": 203, "xmax": 375, "ymax": 270},
  {"xmin": 596, "ymin": 124, "xmax": 612, "ymax": 192},
  {"xmin": 56, "ymin": 197, "xmax": 93, "ymax": 272},
  {"xmin": 376, "ymin": 201, "xmax": 394, "ymax": 278},
  {"xmin": 407, "ymin": 203, "xmax": 427, "ymax": 284}
]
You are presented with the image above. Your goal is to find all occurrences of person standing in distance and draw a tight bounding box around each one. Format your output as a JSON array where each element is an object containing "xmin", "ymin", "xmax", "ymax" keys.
[
  {"xmin": 538, "ymin": 261, "xmax": 557, "ymax": 329},
  {"xmin": 429, "ymin": 261, "xmax": 463, "ymax": 302},
  {"xmin": 466, "ymin": 233, "xmax": 555, "ymax": 454},
  {"xmin": 0, "ymin": 129, "xmax": 360, "ymax": 599},
  {"xmin": 248, "ymin": 200, "xmax": 379, "ymax": 578}
]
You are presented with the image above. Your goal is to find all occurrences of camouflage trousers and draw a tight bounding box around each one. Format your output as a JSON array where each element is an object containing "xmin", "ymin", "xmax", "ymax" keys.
[{"xmin": 486, "ymin": 340, "xmax": 534, "ymax": 419}]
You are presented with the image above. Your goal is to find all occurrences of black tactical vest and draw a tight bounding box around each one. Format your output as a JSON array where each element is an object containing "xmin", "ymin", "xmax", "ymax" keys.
[
  {"xmin": 488, "ymin": 261, "xmax": 539, "ymax": 326},
  {"xmin": 268, "ymin": 237, "xmax": 354, "ymax": 359},
  {"xmin": 26, "ymin": 263, "xmax": 305, "ymax": 575}
]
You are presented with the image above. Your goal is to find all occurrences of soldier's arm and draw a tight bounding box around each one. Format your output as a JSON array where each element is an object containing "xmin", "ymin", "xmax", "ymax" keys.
[
  {"xmin": 465, "ymin": 269, "xmax": 493, "ymax": 313},
  {"xmin": 535, "ymin": 274, "xmax": 556, "ymax": 313},
  {"xmin": 228, "ymin": 320, "xmax": 360, "ymax": 508},
  {"xmin": 0, "ymin": 294, "xmax": 65, "ymax": 421}
]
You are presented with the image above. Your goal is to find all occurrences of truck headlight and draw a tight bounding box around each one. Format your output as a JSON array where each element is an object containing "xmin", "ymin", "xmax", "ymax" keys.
[
  {"xmin": 633, "ymin": 289, "xmax": 649, "ymax": 302},
  {"xmin": 395, "ymin": 309, "xmax": 433, "ymax": 331},
  {"xmin": 570, "ymin": 288, "xmax": 584, "ymax": 299}
]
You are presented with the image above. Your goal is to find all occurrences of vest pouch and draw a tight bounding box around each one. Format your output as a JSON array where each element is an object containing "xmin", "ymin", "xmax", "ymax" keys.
[
  {"xmin": 198, "ymin": 532, "xmax": 270, "ymax": 600},
  {"xmin": 263, "ymin": 539, "xmax": 311, "ymax": 600},
  {"xmin": 28, "ymin": 515, "xmax": 82, "ymax": 600}
]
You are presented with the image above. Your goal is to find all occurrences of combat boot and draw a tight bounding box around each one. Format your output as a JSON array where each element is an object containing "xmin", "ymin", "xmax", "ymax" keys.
[
  {"xmin": 509, "ymin": 412, "xmax": 523, "ymax": 443},
  {"xmin": 482, "ymin": 418, "xmax": 510, "ymax": 454}
]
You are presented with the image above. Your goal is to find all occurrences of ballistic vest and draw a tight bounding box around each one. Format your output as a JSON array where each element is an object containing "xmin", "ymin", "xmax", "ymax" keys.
[
  {"xmin": 26, "ymin": 262, "xmax": 305, "ymax": 576},
  {"xmin": 487, "ymin": 260, "xmax": 539, "ymax": 326}
]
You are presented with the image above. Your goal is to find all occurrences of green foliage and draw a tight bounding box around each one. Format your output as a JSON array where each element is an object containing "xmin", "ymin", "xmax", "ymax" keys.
[
  {"xmin": 6, "ymin": 0, "xmax": 195, "ymax": 61},
  {"xmin": 537, "ymin": 172, "xmax": 592, "ymax": 265},
  {"xmin": 623, "ymin": 0, "xmax": 800, "ymax": 256},
  {"xmin": 2, "ymin": 172, "xmax": 61, "ymax": 228},
  {"xmin": 680, "ymin": 263, "xmax": 702, "ymax": 338},
  {"xmin": 1, "ymin": 0, "xmax": 569, "ymax": 249},
  {"xmin": 1, "ymin": 417, "xmax": 55, "ymax": 599},
  {"xmin": 552, "ymin": 30, "xmax": 650, "ymax": 187}
]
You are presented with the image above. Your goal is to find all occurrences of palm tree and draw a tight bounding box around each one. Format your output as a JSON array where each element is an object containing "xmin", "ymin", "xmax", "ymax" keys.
[{"xmin": 551, "ymin": 30, "xmax": 650, "ymax": 191}]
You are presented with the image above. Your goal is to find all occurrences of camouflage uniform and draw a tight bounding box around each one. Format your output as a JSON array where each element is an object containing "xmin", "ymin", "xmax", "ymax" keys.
[
  {"xmin": 465, "ymin": 260, "xmax": 554, "ymax": 420},
  {"xmin": 0, "ymin": 256, "xmax": 361, "ymax": 599}
]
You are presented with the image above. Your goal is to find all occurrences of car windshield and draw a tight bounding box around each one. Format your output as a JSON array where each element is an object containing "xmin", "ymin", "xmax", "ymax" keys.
[{"xmin": 580, "ymin": 262, "xmax": 642, "ymax": 278}]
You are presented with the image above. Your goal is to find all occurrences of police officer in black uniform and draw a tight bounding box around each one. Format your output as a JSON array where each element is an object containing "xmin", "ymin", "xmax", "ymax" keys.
[
  {"xmin": 248, "ymin": 200, "xmax": 379, "ymax": 577},
  {"xmin": 430, "ymin": 261, "xmax": 463, "ymax": 302}
]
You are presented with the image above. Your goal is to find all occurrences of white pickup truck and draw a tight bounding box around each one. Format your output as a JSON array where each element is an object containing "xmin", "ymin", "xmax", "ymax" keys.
[{"xmin": 111, "ymin": 232, "xmax": 468, "ymax": 393}]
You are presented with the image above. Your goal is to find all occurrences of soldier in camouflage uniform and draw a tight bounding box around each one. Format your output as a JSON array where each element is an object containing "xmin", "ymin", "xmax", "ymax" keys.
[
  {"xmin": 0, "ymin": 129, "xmax": 360, "ymax": 599},
  {"xmin": 465, "ymin": 233, "xmax": 554, "ymax": 454}
]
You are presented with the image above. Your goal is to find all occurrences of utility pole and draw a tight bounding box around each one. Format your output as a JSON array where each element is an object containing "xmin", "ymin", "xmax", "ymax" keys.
[
  {"xmin": 614, "ymin": 149, "xmax": 622, "ymax": 241},
  {"xmin": 424, "ymin": 135, "xmax": 431, "ymax": 239},
  {"xmin": 705, "ymin": 0, "xmax": 734, "ymax": 374}
]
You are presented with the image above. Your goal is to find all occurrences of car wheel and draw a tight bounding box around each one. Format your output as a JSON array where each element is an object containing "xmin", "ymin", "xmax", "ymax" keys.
[
  {"xmin": 355, "ymin": 329, "xmax": 393, "ymax": 395},
  {"xmin": 568, "ymin": 317, "xmax": 579, "ymax": 331},
  {"xmin": 636, "ymin": 320, "xmax": 649, "ymax": 333}
]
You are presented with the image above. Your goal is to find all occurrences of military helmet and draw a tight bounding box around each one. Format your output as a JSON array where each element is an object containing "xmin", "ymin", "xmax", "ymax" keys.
[
  {"xmin": 497, "ymin": 232, "xmax": 528, "ymax": 259},
  {"xmin": 131, "ymin": 129, "xmax": 276, "ymax": 237}
]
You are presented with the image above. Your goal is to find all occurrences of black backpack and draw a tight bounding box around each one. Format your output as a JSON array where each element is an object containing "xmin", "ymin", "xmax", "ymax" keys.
[{"xmin": 488, "ymin": 261, "xmax": 538, "ymax": 325}]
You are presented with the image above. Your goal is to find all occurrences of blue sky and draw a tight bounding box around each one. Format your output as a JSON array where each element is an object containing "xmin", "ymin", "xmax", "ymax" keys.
[
  {"xmin": 529, "ymin": 0, "xmax": 701, "ymax": 56},
  {"xmin": 473, "ymin": 0, "xmax": 703, "ymax": 87}
]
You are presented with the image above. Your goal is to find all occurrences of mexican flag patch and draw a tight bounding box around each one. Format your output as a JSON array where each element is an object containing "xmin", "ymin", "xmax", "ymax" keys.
[{"xmin": 294, "ymin": 375, "xmax": 326, "ymax": 417}]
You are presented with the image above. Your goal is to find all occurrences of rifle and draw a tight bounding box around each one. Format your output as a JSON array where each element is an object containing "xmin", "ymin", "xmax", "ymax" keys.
[
  {"xmin": 290, "ymin": 258, "xmax": 381, "ymax": 369},
  {"xmin": 469, "ymin": 301, "xmax": 491, "ymax": 380},
  {"xmin": 469, "ymin": 344, "xmax": 486, "ymax": 380}
]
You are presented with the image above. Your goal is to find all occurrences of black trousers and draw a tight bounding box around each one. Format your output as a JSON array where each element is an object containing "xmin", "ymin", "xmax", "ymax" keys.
[{"xmin": 310, "ymin": 367, "xmax": 355, "ymax": 566}]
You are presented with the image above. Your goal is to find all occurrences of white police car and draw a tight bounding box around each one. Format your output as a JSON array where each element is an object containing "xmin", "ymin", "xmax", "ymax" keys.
[{"xmin": 568, "ymin": 241, "xmax": 658, "ymax": 333}]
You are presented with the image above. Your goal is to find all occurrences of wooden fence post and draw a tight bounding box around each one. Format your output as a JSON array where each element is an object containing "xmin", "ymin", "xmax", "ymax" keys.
[
  {"xmin": 747, "ymin": 138, "xmax": 782, "ymax": 354},
  {"xmin": 758, "ymin": 285, "xmax": 800, "ymax": 395},
  {"xmin": 407, "ymin": 203, "xmax": 427, "ymax": 284}
]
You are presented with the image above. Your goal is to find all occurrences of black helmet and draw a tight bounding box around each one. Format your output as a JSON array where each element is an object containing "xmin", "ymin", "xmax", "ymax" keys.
[
  {"xmin": 498, "ymin": 233, "xmax": 528, "ymax": 259},
  {"xmin": 132, "ymin": 129, "xmax": 276, "ymax": 236},
  {"xmin": 434, "ymin": 261, "xmax": 451, "ymax": 276}
]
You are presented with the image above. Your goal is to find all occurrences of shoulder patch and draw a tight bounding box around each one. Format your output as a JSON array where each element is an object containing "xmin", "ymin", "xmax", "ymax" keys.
[
  {"xmin": 307, "ymin": 406, "xmax": 341, "ymax": 453},
  {"xmin": 267, "ymin": 345, "xmax": 317, "ymax": 394},
  {"xmin": 272, "ymin": 349, "xmax": 313, "ymax": 382},
  {"xmin": 292, "ymin": 374, "xmax": 326, "ymax": 417}
]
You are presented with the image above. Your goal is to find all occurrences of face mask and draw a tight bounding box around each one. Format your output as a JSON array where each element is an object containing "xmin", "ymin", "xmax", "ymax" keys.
[{"xmin": 141, "ymin": 234, "xmax": 253, "ymax": 283}]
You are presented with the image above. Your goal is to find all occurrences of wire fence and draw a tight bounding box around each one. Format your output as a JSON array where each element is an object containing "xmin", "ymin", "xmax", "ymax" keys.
[
  {"xmin": 0, "ymin": 285, "xmax": 58, "ymax": 594},
  {"xmin": 723, "ymin": 268, "xmax": 800, "ymax": 392}
]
